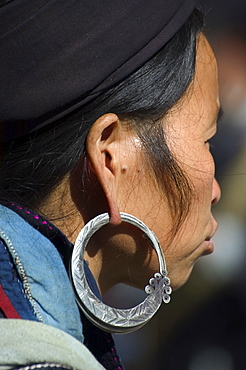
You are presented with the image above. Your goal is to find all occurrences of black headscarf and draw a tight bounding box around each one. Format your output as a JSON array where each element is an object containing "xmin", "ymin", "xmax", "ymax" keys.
[{"xmin": 0, "ymin": 0, "xmax": 196, "ymax": 142}]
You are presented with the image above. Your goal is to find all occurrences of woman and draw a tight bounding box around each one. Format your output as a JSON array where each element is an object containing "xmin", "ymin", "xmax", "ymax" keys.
[{"xmin": 0, "ymin": 0, "xmax": 221, "ymax": 369}]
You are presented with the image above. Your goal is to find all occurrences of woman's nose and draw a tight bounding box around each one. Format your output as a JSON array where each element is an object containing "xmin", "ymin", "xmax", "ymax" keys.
[{"xmin": 212, "ymin": 178, "xmax": 221, "ymax": 205}]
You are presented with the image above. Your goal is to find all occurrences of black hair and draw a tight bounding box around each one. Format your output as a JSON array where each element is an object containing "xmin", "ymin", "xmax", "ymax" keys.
[{"xmin": 0, "ymin": 9, "xmax": 204, "ymax": 232}]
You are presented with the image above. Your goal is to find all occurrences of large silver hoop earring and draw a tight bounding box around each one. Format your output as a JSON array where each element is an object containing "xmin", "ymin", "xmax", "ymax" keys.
[{"xmin": 70, "ymin": 212, "xmax": 172, "ymax": 334}]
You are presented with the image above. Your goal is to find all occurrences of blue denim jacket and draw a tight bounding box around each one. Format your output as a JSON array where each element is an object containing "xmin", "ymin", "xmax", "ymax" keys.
[
  {"xmin": 0, "ymin": 203, "xmax": 124, "ymax": 370},
  {"xmin": 0, "ymin": 204, "xmax": 83, "ymax": 343}
]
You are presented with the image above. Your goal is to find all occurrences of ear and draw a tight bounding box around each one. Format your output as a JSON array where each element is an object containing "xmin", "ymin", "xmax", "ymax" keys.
[{"xmin": 86, "ymin": 113, "xmax": 123, "ymax": 226}]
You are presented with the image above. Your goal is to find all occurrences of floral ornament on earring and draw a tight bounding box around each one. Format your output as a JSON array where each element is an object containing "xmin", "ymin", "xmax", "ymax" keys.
[{"xmin": 70, "ymin": 212, "xmax": 172, "ymax": 334}]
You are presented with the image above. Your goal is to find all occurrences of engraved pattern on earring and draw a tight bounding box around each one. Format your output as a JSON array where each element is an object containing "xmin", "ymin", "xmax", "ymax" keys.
[{"xmin": 70, "ymin": 212, "xmax": 172, "ymax": 334}]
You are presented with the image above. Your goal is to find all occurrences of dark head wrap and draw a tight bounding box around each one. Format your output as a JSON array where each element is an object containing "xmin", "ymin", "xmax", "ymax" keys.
[{"xmin": 0, "ymin": 0, "xmax": 196, "ymax": 142}]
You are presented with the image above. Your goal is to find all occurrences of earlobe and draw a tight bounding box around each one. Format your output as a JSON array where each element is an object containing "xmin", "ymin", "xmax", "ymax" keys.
[{"xmin": 86, "ymin": 113, "xmax": 122, "ymax": 226}]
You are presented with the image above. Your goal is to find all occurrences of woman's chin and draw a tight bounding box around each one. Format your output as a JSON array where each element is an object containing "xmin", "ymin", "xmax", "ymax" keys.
[{"xmin": 169, "ymin": 266, "xmax": 195, "ymax": 291}]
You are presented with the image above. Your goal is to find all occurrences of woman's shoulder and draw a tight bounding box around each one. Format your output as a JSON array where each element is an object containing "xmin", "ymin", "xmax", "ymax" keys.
[
  {"xmin": 0, "ymin": 319, "xmax": 105, "ymax": 369},
  {"xmin": 0, "ymin": 204, "xmax": 83, "ymax": 341}
]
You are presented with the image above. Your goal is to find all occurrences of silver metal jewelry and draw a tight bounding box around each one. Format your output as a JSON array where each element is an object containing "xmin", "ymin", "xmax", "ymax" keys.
[{"xmin": 70, "ymin": 212, "xmax": 172, "ymax": 334}]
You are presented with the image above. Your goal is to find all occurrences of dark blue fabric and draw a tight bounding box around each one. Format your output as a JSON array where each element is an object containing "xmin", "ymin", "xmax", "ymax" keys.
[
  {"xmin": 0, "ymin": 238, "xmax": 38, "ymax": 321},
  {"xmin": 84, "ymin": 260, "xmax": 101, "ymax": 301},
  {"xmin": 0, "ymin": 0, "xmax": 196, "ymax": 141}
]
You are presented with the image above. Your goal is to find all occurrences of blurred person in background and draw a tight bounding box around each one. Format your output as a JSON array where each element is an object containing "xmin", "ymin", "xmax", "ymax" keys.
[{"xmin": 157, "ymin": 3, "xmax": 246, "ymax": 370}]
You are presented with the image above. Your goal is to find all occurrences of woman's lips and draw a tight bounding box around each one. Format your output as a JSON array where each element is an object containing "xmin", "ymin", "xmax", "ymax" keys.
[{"xmin": 203, "ymin": 238, "xmax": 215, "ymax": 255}]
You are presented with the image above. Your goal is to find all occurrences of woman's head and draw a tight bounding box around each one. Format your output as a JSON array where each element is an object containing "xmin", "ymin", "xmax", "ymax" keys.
[
  {"xmin": 0, "ymin": 4, "xmax": 220, "ymax": 292},
  {"xmin": 1, "ymin": 9, "xmax": 203, "ymax": 222},
  {"xmin": 81, "ymin": 34, "xmax": 221, "ymax": 293}
]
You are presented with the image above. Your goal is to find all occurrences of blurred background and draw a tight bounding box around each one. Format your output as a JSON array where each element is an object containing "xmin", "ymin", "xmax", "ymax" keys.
[{"xmin": 107, "ymin": 1, "xmax": 246, "ymax": 368}]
